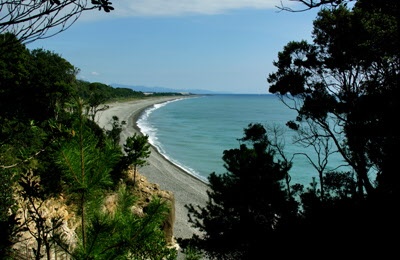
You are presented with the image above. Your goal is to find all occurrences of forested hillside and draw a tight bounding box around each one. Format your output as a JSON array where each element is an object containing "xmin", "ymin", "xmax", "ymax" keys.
[{"xmin": 0, "ymin": 33, "xmax": 177, "ymax": 259}]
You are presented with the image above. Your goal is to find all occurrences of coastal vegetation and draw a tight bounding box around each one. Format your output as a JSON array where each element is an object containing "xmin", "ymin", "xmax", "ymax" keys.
[
  {"xmin": 185, "ymin": 123, "xmax": 298, "ymax": 259},
  {"xmin": 1, "ymin": 0, "xmax": 398, "ymax": 259},
  {"xmin": 123, "ymin": 133, "xmax": 152, "ymax": 186},
  {"xmin": 0, "ymin": 33, "xmax": 178, "ymax": 259},
  {"xmin": 183, "ymin": 0, "xmax": 399, "ymax": 258}
]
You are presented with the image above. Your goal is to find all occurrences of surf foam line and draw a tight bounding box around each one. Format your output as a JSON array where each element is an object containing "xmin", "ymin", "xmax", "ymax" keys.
[{"xmin": 137, "ymin": 97, "xmax": 209, "ymax": 183}]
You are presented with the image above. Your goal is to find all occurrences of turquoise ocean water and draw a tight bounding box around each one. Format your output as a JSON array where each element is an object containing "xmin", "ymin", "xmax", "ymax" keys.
[{"xmin": 137, "ymin": 95, "xmax": 347, "ymax": 186}]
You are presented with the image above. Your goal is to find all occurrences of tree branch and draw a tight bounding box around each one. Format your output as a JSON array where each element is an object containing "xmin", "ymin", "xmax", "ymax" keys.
[
  {"xmin": 0, "ymin": 148, "xmax": 46, "ymax": 169},
  {"xmin": 277, "ymin": 0, "xmax": 355, "ymax": 12},
  {"xmin": 0, "ymin": 0, "xmax": 113, "ymax": 44}
]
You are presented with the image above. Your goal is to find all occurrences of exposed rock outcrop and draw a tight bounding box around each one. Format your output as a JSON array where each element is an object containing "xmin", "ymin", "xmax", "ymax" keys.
[
  {"xmin": 11, "ymin": 169, "xmax": 176, "ymax": 259},
  {"xmin": 128, "ymin": 169, "xmax": 176, "ymax": 245}
]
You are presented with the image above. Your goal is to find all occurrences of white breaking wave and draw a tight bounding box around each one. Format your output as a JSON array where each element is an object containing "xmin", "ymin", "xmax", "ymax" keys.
[{"xmin": 137, "ymin": 98, "xmax": 208, "ymax": 183}]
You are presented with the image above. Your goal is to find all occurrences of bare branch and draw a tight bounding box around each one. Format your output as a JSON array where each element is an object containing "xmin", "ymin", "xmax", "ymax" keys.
[
  {"xmin": 277, "ymin": 0, "xmax": 355, "ymax": 12},
  {"xmin": 0, "ymin": 0, "xmax": 114, "ymax": 44},
  {"xmin": 0, "ymin": 148, "xmax": 46, "ymax": 169}
]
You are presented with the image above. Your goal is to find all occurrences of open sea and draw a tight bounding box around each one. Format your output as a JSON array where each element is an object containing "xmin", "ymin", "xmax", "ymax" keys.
[{"xmin": 137, "ymin": 95, "xmax": 347, "ymax": 186}]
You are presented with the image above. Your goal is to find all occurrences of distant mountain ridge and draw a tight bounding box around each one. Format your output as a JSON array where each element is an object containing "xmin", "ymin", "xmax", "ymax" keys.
[{"xmin": 110, "ymin": 83, "xmax": 231, "ymax": 95}]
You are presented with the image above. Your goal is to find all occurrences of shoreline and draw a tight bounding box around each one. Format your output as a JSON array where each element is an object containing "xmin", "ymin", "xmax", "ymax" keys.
[
  {"xmin": 96, "ymin": 96, "xmax": 209, "ymax": 240},
  {"xmin": 133, "ymin": 98, "xmax": 209, "ymax": 185}
]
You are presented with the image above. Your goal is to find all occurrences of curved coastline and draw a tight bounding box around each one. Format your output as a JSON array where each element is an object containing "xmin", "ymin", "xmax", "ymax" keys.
[
  {"xmin": 135, "ymin": 99, "xmax": 209, "ymax": 185},
  {"xmin": 96, "ymin": 96, "xmax": 208, "ymax": 240}
]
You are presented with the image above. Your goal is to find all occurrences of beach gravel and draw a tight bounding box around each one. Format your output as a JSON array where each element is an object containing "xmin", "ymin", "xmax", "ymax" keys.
[{"xmin": 96, "ymin": 97, "xmax": 209, "ymax": 240}]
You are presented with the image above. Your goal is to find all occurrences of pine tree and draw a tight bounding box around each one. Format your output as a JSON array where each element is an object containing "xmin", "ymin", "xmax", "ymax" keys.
[
  {"xmin": 123, "ymin": 133, "xmax": 151, "ymax": 186},
  {"xmin": 56, "ymin": 99, "xmax": 120, "ymax": 250},
  {"xmin": 185, "ymin": 124, "xmax": 298, "ymax": 259},
  {"xmin": 72, "ymin": 185, "xmax": 176, "ymax": 260}
]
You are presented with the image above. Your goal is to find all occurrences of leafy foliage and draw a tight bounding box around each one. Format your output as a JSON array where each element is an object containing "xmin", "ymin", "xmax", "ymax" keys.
[
  {"xmin": 185, "ymin": 124, "xmax": 298, "ymax": 259},
  {"xmin": 0, "ymin": 168, "xmax": 22, "ymax": 258},
  {"xmin": 1, "ymin": 35, "xmax": 76, "ymax": 123},
  {"xmin": 72, "ymin": 186, "xmax": 176, "ymax": 260},
  {"xmin": 105, "ymin": 116, "xmax": 126, "ymax": 148},
  {"xmin": 0, "ymin": 35, "xmax": 176, "ymax": 259},
  {"xmin": 123, "ymin": 133, "xmax": 151, "ymax": 185},
  {"xmin": 267, "ymin": 2, "xmax": 399, "ymax": 197},
  {"xmin": 55, "ymin": 100, "xmax": 121, "ymax": 250},
  {"xmin": 267, "ymin": 0, "xmax": 399, "ymax": 254},
  {"xmin": 76, "ymin": 80, "xmax": 145, "ymax": 104},
  {"xmin": 185, "ymin": 1, "xmax": 399, "ymax": 257}
]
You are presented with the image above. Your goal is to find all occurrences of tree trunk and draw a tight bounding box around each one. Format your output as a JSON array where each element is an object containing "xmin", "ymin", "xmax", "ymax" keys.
[
  {"xmin": 81, "ymin": 193, "xmax": 86, "ymax": 250},
  {"xmin": 78, "ymin": 99, "xmax": 87, "ymax": 250},
  {"xmin": 35, "ymin": 237, "xmax": 42, "ymax": 260},
  {"xmin": 133, "ymin": 166, "xmax": 137, "ymax": 188},
  {"xmin": 45, "ymin": 241, "xmax": 51, "ymax": 260}
]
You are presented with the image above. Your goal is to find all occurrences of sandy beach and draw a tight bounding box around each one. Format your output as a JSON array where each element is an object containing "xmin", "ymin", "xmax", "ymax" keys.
[{"xmin": 96, "ymin": 96, "xmax": 209, "ymax": 240}]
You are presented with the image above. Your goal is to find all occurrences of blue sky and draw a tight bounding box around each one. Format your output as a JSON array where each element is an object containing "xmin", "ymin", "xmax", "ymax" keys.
[{"xmin": 28, "ymin": 0, "xmax": 321, "ymax": 94}]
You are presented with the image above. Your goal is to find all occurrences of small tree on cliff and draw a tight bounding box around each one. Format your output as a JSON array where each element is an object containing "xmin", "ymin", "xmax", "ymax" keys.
[
  {"xmin": 123, "ymin": 133, "xmax": 151, "ymax": 185},
  {"xmin": 185, "ymin": 124, "xmax": 298, "ymax": 259}
]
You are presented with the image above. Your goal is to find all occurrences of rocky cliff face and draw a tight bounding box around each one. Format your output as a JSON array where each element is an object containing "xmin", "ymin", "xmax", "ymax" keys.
[
  {"xmin": 133, "ymin": 170, "xmax": 176, "ymax": 245},
  {"xmin": 12, "ymin": 169, "xmax": 176, "ymax": 259}
]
